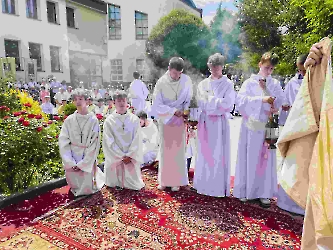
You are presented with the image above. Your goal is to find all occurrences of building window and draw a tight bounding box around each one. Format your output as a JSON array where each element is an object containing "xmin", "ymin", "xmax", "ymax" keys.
[
  {"xmin": 135, "ymin": 11, "xmax": 148, "ymax": 40},
  {"xmin": 2, "ymin": 0, "xmax": 16, "ymax": 14},
  {"xmin": 50, "ymin": 46, "xmax": 61, "ymax": 72},
  {"xmin": 26, "ymin": 0, "xmax": 38, "ymax": 19},
  {"xmin": 47, "ymin": 1, "xmax": 58, "ymax": 24},
  {"xmin": 108, "ymin": 4, "xmax": 121, "ymax": 40},
  {"xmin": 66, "ymin": 7, "xmax": 75, "ymax": 28},
  {"xmin": 4, "ymin": 39, "xmax": 21, "ymax": 70},
  {"xmin": 111, "ymin": 59, "xmax": 123, "ymax": 81},
  {"xmin": 29, "ymin": 42, "xmax": 42, "ymax": 71},
  {"xmin": 136, "ymin": 59, "xmax": 148, "ymax": 81}
]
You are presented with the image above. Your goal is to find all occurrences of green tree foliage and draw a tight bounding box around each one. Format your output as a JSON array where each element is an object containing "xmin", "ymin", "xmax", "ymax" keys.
[
  {"xmin": 210, "ymin": 3, "xmax": 242, "ymax": 63},
  {"xmin": 146, "ymin": 9, "xmax": 213, "ymax": 77},
  {"xmin": 235, "ymin": 0, "xmax": 324, "ymax": 75}
]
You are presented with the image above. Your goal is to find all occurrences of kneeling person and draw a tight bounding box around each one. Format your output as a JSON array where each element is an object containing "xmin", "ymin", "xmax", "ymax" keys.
[
  {"xmin": 137, "ymin": 111, "xmax": 159, "ymax": 167},
  {"xmin": 59, "ymin": 89, "xmax": 105, "ymax": 197},
  {"xmin": 103, "ymin": 90, "xmax": 145, "ymax": 190}
]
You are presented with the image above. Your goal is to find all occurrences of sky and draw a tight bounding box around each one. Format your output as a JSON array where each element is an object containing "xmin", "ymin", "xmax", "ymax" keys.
[{"xmin": 192, "ymin": 0, "xmax": 238, "ymax": 24}]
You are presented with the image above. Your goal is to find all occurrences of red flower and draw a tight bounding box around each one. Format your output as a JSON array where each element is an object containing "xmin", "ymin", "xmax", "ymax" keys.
[
  {"xmin": 96, "ymin": 114, "xmax": 103, "ymax": 120},
  {"xmin": 27, "ymin": 114, "xmax": 35, "ymax": 119},
  {"xmin": 56, "ymin": 134, "xmax": 59, "ymax": 138},
  {"xmin": 54, "ymin": 116, "xmax": 60, "ymax": 121},
  {"xmin": 18, "ymin": 117, "xmax": 25, "ymax": 123},
  {"xmin": 48, "ymin": 120, "xmax": 53, "ymax": 124},
  {"xmin": 35, "ymin": 114, "xmax": 42, "ymax": 119},
  {"xmin": 22, "ymin": 120, "xmax": 30, "ymax": 126},
  {"xmin": 24, "ymin": 103, "xmax": 32, "ymax": 107},
  {"xmin": 6, "ymin": 108, "xmax": 10, "ymax": 112},
  {"xmin": 36, "ymin": 127, "xmax": 43, "ymax": 132},
  {"xmin": 21, "ymin": 110, "xmax": 27, "ymax": 114},
  {"xmin": 3, "ymin": 116, "xmax": 10, "ymax": 120},
  {"xmin": 13, "ymin": 112, "xmax": 21, "ymax": 117},
  {"xmin": 0, "ymin": 106, "xmax": 4, "ymax": 110}
]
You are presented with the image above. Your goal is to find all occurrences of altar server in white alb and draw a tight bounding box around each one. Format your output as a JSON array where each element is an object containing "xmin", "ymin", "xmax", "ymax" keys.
[
  {"xmin": 129, "ymin": 71, "xmax": 149, "ymax": 114},
  {"xmin": 137, "ymin": 111, "xmax": 159, "ymax": 167},
  {"xmin": 233, "ymin": 52, "xmax": 284, "ymax": 207},
  {"xmin": 103, "ymin": 90, "xmax": 145, "ymax": 190},
  {"xmin": 58, "ymin": 89, "xmax": 105, "ymax": 196},
  {"xmin": 194, "ymin": 53, "xmax": 236, "ymax": 197},
  {"xmin": 152, "ymin": 57, "xmax": 193, "ymax": 191}
]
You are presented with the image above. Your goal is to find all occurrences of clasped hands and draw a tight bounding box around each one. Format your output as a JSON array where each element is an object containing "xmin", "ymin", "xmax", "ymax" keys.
[{"xmin": 122, "ymin": 156, "xmax": 132, "ymax": 164}]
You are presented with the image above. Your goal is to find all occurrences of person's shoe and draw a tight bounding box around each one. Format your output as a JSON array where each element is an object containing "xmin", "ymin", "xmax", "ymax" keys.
[
  {"xmin": 171, "ymin": 186, "xmax": 180, "ymax": 192},
  {"xmin": 259, "ymin": 198, "xmax": 271, "ymax": 207},
  {"xmin": 157, "ymin": 185, "xmax": 165, "ymax": 190},
  {"xmin": 239, "ymin": 198, "xmax": 247, "ymax": 202}
]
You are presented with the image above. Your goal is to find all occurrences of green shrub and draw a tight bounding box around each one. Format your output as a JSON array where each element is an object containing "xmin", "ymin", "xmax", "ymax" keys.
[{"xmin": 63, "ymin": 102, "xmax": 77, "ymax": 116}]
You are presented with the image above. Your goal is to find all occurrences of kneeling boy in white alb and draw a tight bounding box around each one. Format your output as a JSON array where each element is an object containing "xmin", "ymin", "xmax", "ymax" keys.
[
  {"xmin": 103, "ymin": 90, "xmax": 145, "ymax": 190},
  {"xmin": 137, "ymin": 111, "xmax": 159, "ymax": 167},
  {"xmin": 59, "ymin": 89, "xmax": 105, "ymax": 196}
]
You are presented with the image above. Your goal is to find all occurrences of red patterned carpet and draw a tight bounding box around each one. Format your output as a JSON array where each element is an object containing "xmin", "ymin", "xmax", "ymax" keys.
[{"xmin": 0, "ymin": 168, "xmax": 303, "ymax": 249}]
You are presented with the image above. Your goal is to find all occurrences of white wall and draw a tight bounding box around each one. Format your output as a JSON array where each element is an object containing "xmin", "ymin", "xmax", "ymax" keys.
[{"xmin": 0, "ymin": 0, "xmax": 70, "ymax": 82}]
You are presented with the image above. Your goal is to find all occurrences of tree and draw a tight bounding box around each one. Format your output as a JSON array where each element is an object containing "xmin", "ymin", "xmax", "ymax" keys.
[
  {"xmin": 235, "ymin": 0, "xmax": 312, "ymax": 75},
  {"xmin": 210, "ymin": 3, "xmax": 242, "ymax": 63},
  {"xmin": 146, "ymin": 9, "xmax": 213, "ymax": 81}
]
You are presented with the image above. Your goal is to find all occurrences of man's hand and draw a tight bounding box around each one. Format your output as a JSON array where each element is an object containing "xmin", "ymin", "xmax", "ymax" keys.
[
  {"xmin": 174, "ymin": 110, "xmax": 183, "ymax": 117},
  {"xmin": 122, "ymin": 156, "xmax": 132, "ymax": 164},
  {"xmin": 262, "ymin": 96, "xmax": 275, "ymax": 105},
  {"xmin": 304, "ymin": 43, "xmax": 323, "ymax": 69},
  {"xmin": 72, "ymin": 166, "xmax": 81, "ymax": 171}
]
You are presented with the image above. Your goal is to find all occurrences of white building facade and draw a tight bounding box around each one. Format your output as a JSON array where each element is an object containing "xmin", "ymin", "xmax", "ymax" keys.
[
  {"xmin": 103, "ymin": 0, "xmax": 202, "ymax": 87},
  {"xmin": 0, "ymin": 0, "xmax": 201, "ymax": 87}
]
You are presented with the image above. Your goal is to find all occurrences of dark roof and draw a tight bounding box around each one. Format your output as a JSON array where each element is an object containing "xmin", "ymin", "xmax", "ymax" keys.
[
  {"xmin": 70, "ymin": 0, "xmax": 107, "ymax": 13},
  {"xmin": 179, "ymin": 0, "xmax": 202, "ymax": 14}
]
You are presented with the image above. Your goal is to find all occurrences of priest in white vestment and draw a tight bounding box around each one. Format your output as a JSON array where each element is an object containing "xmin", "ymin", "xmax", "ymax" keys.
[
  {"xmin": 103, "ymin": 90, "xmax": 145, "ymax": 190},
  {"xmin": 193, "ymin": 53, "xmax": 236, "ymax": 197},
  {"xmin": 59, "ymin": 89, "xmax": 105, "ymax": 197},
  {"xmin": 233, "ymin": 52, "xmax": 284, "ymax": 207},
  {"xmin": 152, "ymin": 57, "xmax": 193, "ymax": 192},
  {"xmin": 129, "ymin": 71, "xmax": 149, "ymax": 114},
  {"xmin": 137, "ymin": 111, "xmax": 159, "ymax": 167}
]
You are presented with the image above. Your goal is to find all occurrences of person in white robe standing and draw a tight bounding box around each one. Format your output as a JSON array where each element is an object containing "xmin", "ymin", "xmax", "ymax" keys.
[
  {"xmin": 233, "ymin": 52, "xmax": 284, "ymax": 207},
  {"xmin": 137, "ymin": 111, "xmax": 159, "ymax": 167},
  {"xmin": 276, "ymin": 54, "xmax": 308, "ymax": 215},
  {"xmin": 58, "ymin": 89, "xmax": 105, "ymax": 197},
  {"xmin": 152, "ymin": 57, "xmax": 193, "ymax": 192},
  {"xmin": 103, "ymin": 90, "xmax": 145, "ymax": 190},
  {"xmin": 193, "ymin": 53, "xmax": 236, "ymax": 197},
  {"xmin": 129, "ymin": 71, "xmax": 149, "ymax": 114}
]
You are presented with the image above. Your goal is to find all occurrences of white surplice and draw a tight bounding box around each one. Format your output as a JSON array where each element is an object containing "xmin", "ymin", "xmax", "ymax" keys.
[
  {"xmin": 194, "ymin": 75, "xmax": 236, "ymax": 197},
  {"xmin": 59, "ymin": 111, "xmax": 105, "ymax": 196},
  {"xmin": 233, "ymin": 74, "xmax": 284, "ymax": 199},
  {"xmin": 103, "ymin": 111, "xmax": 145, "ymax": 190},
  {"xmin": 129, "ymin": 79, "xmax": 149, "ymax": 114},
  {"xmin": 152, "ymin": 71, "xmax": 193, "ymax": 187},
  {"xmin": 141, "ymin": 118, "xmax": 159, "ymax": 164}
]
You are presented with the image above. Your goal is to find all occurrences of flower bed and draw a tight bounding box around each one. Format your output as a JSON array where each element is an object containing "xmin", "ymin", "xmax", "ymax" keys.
[{"xmin": 0, "ymin": 81, "xmax": 63, "ymax": 196}]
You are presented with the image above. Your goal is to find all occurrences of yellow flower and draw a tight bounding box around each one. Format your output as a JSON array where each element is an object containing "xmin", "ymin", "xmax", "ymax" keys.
[{"xmin": 17, "ymin": 90, "xmax": 48, "ymax": 121}]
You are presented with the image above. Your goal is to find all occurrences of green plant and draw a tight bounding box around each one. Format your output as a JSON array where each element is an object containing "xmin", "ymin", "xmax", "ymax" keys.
[
  {"xmin": 0, "ymin": 113, "xmax": 63, "ymax": 195},
  {"xmin": 63, "ymin": 102, "xmax": 77, "ymax": 116}
]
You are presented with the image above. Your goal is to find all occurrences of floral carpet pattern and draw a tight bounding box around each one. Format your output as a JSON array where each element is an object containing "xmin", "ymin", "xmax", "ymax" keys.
[{"xmin": 0, "ymin": 168, "xmax": 303, "ymax": 249}]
